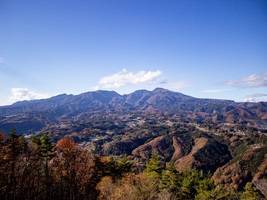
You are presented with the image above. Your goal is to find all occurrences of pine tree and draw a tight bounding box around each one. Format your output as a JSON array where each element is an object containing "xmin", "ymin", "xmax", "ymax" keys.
[
  {"xmin": 40, "ymin": 133, "xmax": 54, "ymax": 200},
  {"xmin": 117, "ymin": 155, "xmax": 133, "ymax": 176},
  {"xmin": 240, "ymin": 183, "xmax": 261, "ymax": 200},
  {"xmin": 145, "ymin": 152, "xmax": 163, "ymax": 181},
  {"xmin": 5, "ymin": 129, "xmax": 20, "ymax": 199},
  {"xmin": 159, "ymin": 161, "xmax": 181, "ymax": 193},
  {"xmin": 40, "ymin": 133, "xmax": 54, "ymax": 157}
]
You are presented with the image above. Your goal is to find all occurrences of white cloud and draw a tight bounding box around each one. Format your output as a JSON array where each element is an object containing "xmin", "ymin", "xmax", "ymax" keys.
[
  {"xmin": 223, "ymin": 72, "xmax": 267, "ymax": 88},
  {"xmin": 9, "ymin": 88, "xmax": 50, "ymax": 103},
  {"xmin": 94, "ymin": 69, "xmax": 163, "ymax": 89},
  {"xmin": 242, "ymin": 93, "xmax": 267, "ymax": 102}
]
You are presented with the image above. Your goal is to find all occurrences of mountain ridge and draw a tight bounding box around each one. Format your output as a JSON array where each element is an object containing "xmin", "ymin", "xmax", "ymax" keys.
[
  {"xmin": 0, "ymin": 88, "xmax": 266, "ymax": 134},
  {"xmin": 1, "ymin": 88, "xmax": 267, "ymax": 196}
]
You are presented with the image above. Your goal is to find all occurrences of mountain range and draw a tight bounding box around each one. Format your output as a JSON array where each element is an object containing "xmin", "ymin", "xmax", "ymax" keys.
[
  {"xmin": 1, "ymin": 88, "xmax": 267, "ymax": 196},
  {"xmin": 0, "ymin": 88, "xmax": 267, "ymax": 134}
]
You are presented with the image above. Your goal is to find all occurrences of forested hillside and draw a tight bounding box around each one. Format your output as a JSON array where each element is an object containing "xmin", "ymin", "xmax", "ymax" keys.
[
  {"xmin": 0, "ymin": 129, "xmax": 266, "ymax": 199},
  {"xmin": 1, "ymin": 89, "xmax": 267, "ymax": 199}
]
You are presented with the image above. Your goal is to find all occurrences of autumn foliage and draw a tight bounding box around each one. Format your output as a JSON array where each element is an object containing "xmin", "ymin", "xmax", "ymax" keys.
[{"xmin": 0, "ymin": 130, "xmax": 264, "ymax": 200}]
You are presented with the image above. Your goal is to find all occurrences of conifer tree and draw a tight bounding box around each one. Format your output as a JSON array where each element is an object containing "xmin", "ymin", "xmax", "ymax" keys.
[
  {"xmin": 159, "ymin": 161, "xmax": 181, "ymax": 194},
  {"xmin": 5, "ymin": 129, "xmax": 20, "ymax": 199},
  {"xmin": 40, "ymin": 133, "xmax": 54, "ymax": 200},
  {"xmin": 240, "ymin": 183, "xmax": 261, "ymax": 200},
  {"xmin": 145, "ymin": 152, "xmax": 163, "ymax": 181},
  {"xmin": 117, "ymin": 155, "xmax": 133, "ymax": 176}
]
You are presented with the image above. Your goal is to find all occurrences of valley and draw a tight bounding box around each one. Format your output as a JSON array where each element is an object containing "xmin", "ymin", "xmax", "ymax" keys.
[{"xmin": 0, "ymin": 88, "xmax": 267, "ymax": 198}]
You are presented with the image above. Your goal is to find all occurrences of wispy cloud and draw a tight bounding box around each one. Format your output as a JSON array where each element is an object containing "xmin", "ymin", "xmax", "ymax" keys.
[
  {"xmin": 92, "ymin": 69, "xmax": 163, "ymax": 89},
  {"xmin": 243, "ymin": 93, "xmax": 267, "ymax": 102},
  {"xmin": 223, "ymin": 72, "xmax": 267, "ymax": 88},
  {"xmin": 9, "ymin": 88, "xmax": 50, "ymax": 103}
]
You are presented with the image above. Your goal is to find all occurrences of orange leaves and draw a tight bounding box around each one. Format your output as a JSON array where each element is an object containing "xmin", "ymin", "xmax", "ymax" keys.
[{"xmin": 55, "ymin": 137, "xmax": 76, "ymax": 152}]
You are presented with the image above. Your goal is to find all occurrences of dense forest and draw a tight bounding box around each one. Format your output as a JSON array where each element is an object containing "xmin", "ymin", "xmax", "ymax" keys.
[{"xmin": 0, "ymin": 129, "xmax": 265, "ymax": 200}]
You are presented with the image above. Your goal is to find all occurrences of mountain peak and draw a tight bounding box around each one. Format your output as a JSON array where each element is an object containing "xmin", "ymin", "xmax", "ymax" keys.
[{"xmin": 0, "ymin": 88, "xmax": 266, "ymax": 135}]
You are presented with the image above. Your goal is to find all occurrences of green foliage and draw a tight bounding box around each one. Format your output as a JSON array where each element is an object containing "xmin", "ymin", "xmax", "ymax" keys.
[
  {"xmin": 180, "ymin": 169, "xmax": 214, "ymax": 199},
  {"xmin": 117, "ymin": 155, "xmax": 133, "ymax": 175},
  {"xmin": 0, "ymin": 130, "xmax": 102, "ymax": 200},
  {"xmin": 150, "ymin": 124, "xmax": 169, "ymax": 135},
  {"xmin": 240, "ymin": 183, "xmax": 261, "ymax": 200},
  {"xmin": 159, "ymin": 161, "xmax": 182, "ymax": 193},
  {"xmin": 31, "ymin": 135, "xmax": 41, "ymax": 146},
  {"xmin": 145, "ymin": 153, "xmax": 163, "ymax": 180},
  {"xmin": 175, "ymin": 133, "xmax": 193, "ymax": 155},
  {"xmin": 104, "ymin": 155, "xmax": 133, "ymax": 180},
  {"xmin": 193, "ymin": 139, "xmax": 232, "ymax": 173},
  {"xmin": 195, "ymin": 185, "xmax": 241, "ymax": 200},
  {"xmin": 164, "ymin": 134, "xmax": 175, "ymax": 160},
  {"xmin": 145, "ymin": 156, "xmax": 217, "ymax": 199},
  {"xmin": 1, "ymin": 127, "xmax": 266, "ymax": 200},
  {"xmin": 233, "ymin": 143, "xmax": 248, "ymax": 157},
  {"xmin": 40, "ymin": 133, "xmax": 54, "ymax": 157}
]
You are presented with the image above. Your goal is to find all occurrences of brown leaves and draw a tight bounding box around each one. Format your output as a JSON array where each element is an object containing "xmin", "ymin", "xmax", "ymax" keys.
[{"xmin": 55, "ymin": 137, "xmax": 76, "ymax": 152}]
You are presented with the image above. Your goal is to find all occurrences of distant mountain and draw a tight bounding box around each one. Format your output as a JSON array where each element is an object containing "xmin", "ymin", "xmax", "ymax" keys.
[
  {"xmin": 2, "ymin": 88, "xmax": 267, "ymax": 196},
  {"xmin": 0, "ymin": 88, "xmax": 266, "ymax": 134}
]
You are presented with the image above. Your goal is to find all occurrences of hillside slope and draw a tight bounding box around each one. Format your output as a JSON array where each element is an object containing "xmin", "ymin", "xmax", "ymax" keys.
[{"xmin": 1, "ymin": 88, "xmax": 266, "ymax": 134}]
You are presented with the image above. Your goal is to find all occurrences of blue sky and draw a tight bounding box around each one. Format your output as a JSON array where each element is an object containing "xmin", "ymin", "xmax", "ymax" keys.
[{"xmin": 0, "ymin": 0, "xmax": 267, "ymax": 105}]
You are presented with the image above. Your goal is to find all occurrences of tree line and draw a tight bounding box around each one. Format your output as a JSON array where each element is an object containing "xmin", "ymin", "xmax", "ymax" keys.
[{"xmin": 0, "ymin": 129, "xmax": 263, "ymax": 200}]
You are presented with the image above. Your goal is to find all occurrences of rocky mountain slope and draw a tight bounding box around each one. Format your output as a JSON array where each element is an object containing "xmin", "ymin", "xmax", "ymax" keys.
[
  {"xmin": 1, "ymin": 88, "xmax": 267, "ymax": 196},
  {"xmin": 0, "ymin": 88, "xmax": 266, "ymax": 134}
]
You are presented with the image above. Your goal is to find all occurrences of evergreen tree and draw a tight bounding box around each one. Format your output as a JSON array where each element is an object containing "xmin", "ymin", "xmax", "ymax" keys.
[
  {"xmin": 40, "ymin": 133, "xmax": 54, "ymax": 200},
  {"xmin": 145, "ymin": 152, "xmax": 163, "ymax": 187},
  {"xmin": 180, "ymin": 169, "xmax": 215, "ymax": 199},
  {"xmin": 31, "ymin": 135, "xmax": 41, "ymax": 147},
  {"xmin": 117, "ymin": 155, "xmax": 133, "ymax": 176},
  {"xmin": 104, "ymin": 155, "xmax": 133, "ymax": 180},
  {"xmin": 5, "ymin": 129, "xmax": 20, "ymax": 199},
  {"xmin": 240, "ymin": 183, "xmax": 261, "ymax": 200},
  {"xmin": 159, "ymin": 161, "xmax": 181, "ymax": 192},
  {"xmin": 40, "ymin": 133, "xmax": 54, "ymax": 158}
]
